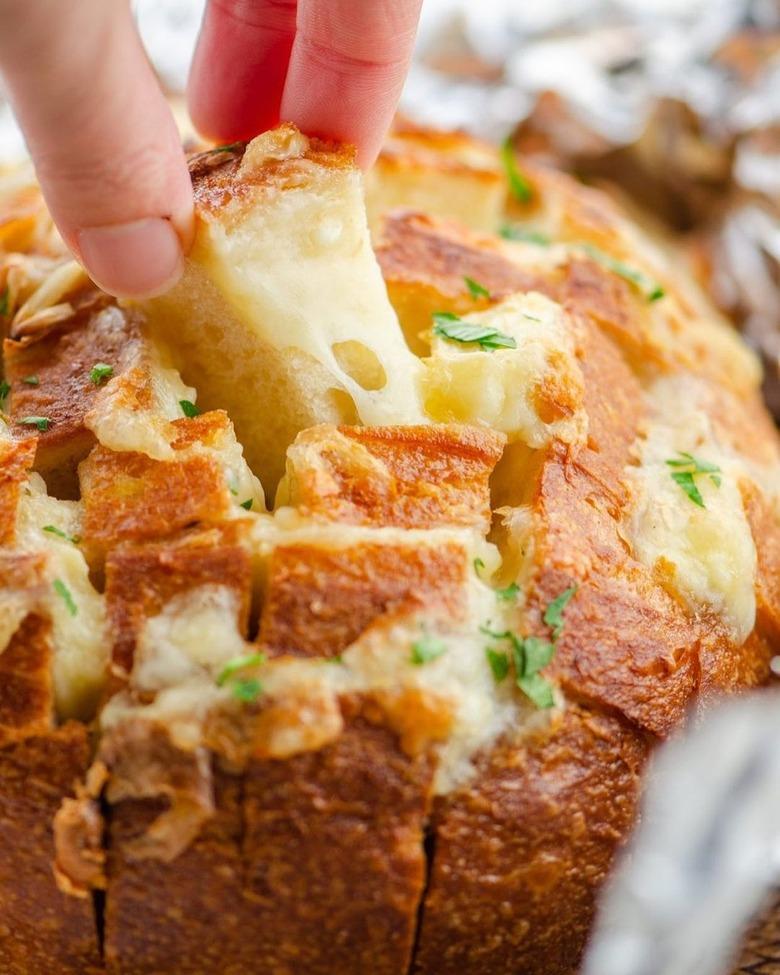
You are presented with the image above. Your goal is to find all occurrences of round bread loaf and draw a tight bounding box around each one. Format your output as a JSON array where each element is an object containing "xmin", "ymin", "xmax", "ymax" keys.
[{"xmin": 0, "ymin": 124, "xmax": 778, "ymax": 975}]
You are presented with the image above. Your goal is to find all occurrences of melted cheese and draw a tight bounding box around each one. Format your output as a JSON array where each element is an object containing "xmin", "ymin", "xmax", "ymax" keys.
[
  {"xmin": 132, "ymin": 586, "xmax": 248, "ymax": 694},
  {"xmin": 625, "ymin": 376, "xmax": 758, "ymax": 642},
  {"xmin": 15, "ymin": 475, "xmax": 108, "ymax": 719},
  {"xmin": 142, "ymin": 127, "xmax": 425, "ymax": 489},
  {"xmin": 85, "ymin": 330, "xmax": 196, "ymax": 461},
  {"xmin": 422, "ymin": 292, "xmax": 587, "ymax": 448}
]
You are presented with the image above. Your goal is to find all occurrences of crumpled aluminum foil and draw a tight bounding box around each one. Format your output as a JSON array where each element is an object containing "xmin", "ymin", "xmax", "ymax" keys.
[
  {"xmin": 585, "ymin": 692, "xmax": 780, "ymax": 975},
  {"xmin": 407, "ymin": 0, "xmax": 780, "ymax": 416}
]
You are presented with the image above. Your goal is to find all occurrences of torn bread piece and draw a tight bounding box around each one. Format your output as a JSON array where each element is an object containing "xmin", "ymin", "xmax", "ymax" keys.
[{"xmin": 142, "ymin": 125, "xmax": 425, "ymax": 489}]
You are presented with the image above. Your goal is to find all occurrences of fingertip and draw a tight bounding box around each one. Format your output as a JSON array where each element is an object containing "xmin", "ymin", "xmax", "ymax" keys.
[{"xmin": 77, "ymin": 218, "xmax": 185, "ymax": 299}]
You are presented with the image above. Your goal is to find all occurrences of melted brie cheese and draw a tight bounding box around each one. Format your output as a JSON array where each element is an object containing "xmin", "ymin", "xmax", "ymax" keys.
[
  {"xmin": 422, "ymin": 292, "xmax": 587, "ymax": 448},
  {"xmin": 625, "ymin": 376, "xmax": 758, "ymax": 642},
  {"xmin": 15, "ymin": 475, "xmax": 108, "ymax": 719}
]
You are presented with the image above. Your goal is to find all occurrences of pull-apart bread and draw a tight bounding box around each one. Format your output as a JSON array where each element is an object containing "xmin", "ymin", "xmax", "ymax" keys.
[{"xmin": 0, "ymin": 124, "xmax": 778, "ymax": 975}]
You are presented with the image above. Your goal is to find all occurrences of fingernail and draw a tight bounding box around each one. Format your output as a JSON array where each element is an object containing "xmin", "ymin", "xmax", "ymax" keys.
[{"xmin": 77, "ymin": 217, "xmax": 184, "ymax": 299}]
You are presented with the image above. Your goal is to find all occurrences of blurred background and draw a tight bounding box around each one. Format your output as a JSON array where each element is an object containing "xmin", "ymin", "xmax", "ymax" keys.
[{"xmin": 1, "ymin": 0, "xmax": 778, "ymax": 415}]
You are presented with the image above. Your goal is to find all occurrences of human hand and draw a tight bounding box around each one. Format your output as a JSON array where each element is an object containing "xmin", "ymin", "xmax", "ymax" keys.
[{"xmin": 0, "ymin": 0, "xmax": 423, "ymax": 299}]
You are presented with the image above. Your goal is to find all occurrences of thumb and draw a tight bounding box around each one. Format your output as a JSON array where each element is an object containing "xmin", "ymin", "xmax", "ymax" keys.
[{"xmin": 0, "ymin": 0, "xmax": 193, "ymax": 299}]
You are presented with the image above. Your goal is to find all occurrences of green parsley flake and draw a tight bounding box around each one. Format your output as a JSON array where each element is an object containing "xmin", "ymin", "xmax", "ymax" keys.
[
  {"xmin": 464, "ymin": 276, "xmax": 491, "ymax": 301},
  {"xmin": 499, "ymin": 225, "xmax": 551, "ymax": 246},
  {"xmin": 410, "ymin": 633, "xmax": 447, "ymax": 666},
  {"xmin": 240, "ymin": 498, "xmax": 253, "ymax": 510},
  {"xmin": 516, "ymin": 671, "xmax": 555, "ymax": 709},
  {"xmin": 511, "ymin": 635, "xmax": 556, "ymax": 709},
  {"xmin": 543, "ymin": 585, "xmax": 577, "ymax": 641},
  {"xmin": 0, "ymin": 288, "xmax": 8, "ymax": 316},
  {"xmin": 231, "ymin": 677, "xmax": 263, "ymax": 703},
  {"xmin": 179, "ymin": 399, "xmax": 200, "ymax": 418},
  {"xmin": 53, "ymin": 579, "xmax": 77, "ymax": 617},
  {"xmin": 432, "ymin": 312, "xmax": 517, "ymax": 351},
  {"xmin": 22, "ymin": 375, "xmax": 39, "ymax": 386},
  {"xmin": 496, "ymin": 582, "xmax": 520, "ymax": 602},
  {"xmin": 483, "ymin": 624, "xmax": 556, "ymax": 708},
  {"xmin": 89, "ymin": 363, "xmax": 114, "ymax": 386},
  {"xmin": 473, "ymin": 557, "xmax": 486, "ymax": 577},
  {"xmin": 0, "ymin": 380, "xmax": 9, "ymax": 406},
  {"xmin": 43, "ymin": 525, "xmax": 80, "ymax": 545},
  {"xmin": 214, "ymin": 142, "xmax": 243, "ymax": 154},
  {"xmin": 500, "ymin": 137, "xmax": 532, "ymax": 203},
  {"xmin": 486, "ymin": 647, "xmax": 510, "ymax": 683},
  {"xmin": 580, "ymin": 244, "xmax": 665, "ymax": 303},
  {"xmin": 217, "ymin": 652, "xmax": 266, "ymax": 688},
  {"xmin": 20, "ymin": 416, "xmax": 50, "ymax": 432},
  {"xmin": 665, "ymin": 452, "xmax": 722, "ymax": 509}
]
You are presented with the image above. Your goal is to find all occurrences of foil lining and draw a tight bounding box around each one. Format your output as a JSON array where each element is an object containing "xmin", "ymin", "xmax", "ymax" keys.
[{"xmin": 0, "ymin": 1, "xmax": 777, "ymax": 412}]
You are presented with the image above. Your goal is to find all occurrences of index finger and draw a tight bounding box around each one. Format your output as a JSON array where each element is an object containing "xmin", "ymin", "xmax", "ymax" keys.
[{"xmin": 280, "ymin": 0, "xmax": 423, "ymax": 167}]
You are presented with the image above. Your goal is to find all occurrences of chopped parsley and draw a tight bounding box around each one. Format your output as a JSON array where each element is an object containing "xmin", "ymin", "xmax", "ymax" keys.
[
  {"xmin": 543, "ymin": 585, "xmax": 577, "ymax": 641},
  {"xmin": 230, "ymin": 677, "xmax": 262, "ymax": 703},
  {"xmin": 217, "ymin": 651, "xmax": 266, "ymax": 688},
  {"xmin": 0, "ymin": 380, "xmax": 9, "ymax": 406},
  {"xmin": 43, "ymin": 525, "xmax": 80, "ymax": 545},
  {"xmin": 500, "ymin": 136, "xmax": 532, "ymax": 203},
  {"xmin": 217, "ymin": 652, "xmax": 265, "ymax": 702},
  {"xmin": 473, "ymin": 557, "xmax": 486, "ymax": 577},
  {"xmin": 433, "ymin": 312, "xmax": 517, "ymax": 351},
  {"xmin": 89, "ymin": 363, "xmax": 114, "ymax": 386},
  {"xmin": 464, "ymin": 276, "xmax": 491, "ymax": 301},
  {"xmin": 499, "ymin": 224, "xmax": 551, "ymax": 246},
  {"xmin": 580, "ymin": 244, "xmax": 665, "ymax": 303},
  {"xmin": 496, "ymin": 582, "xmax": 520, "ymax": 602},
  {"xmin": 410, "ymin": 633, "xmax": 447, "ymax": 666},
  {"xmin": 240, "ymin": 498, "xmax": 253, "ymax": 510},
  {"xmin": 486, "ymin": 647, "xmax": 510, "ymax": 682},
  {"xmin": 511, "ymin": 635, "xmax": 556, "ymax": 708},
  {"xmin": 482, "ymin": 624, "xmax": 556, "ymax": 708},
  {"xmin": 53, "ymin": 579, "xmax": 77, "ymax": 617},
  {"xmin": 22, "ymin": 375, "xmax": 39, "ymax": 386},
  {"xmin": 214, "ymin": 142, "xmax": 243, "ymax": 154},
  {"xmin": 179, "ymin": 399, "xmax": 200, "ymax": 418},
  {"xmin": 665, "ymin": 452, "xmax": 722, "ymax": 509},
  {"xmin": 20, "ymin": 416, "xmax": 50, "ymax": 432},
  {"xmin": 0, "ymin": 288, "xmax": 8, "ymax": 316}
]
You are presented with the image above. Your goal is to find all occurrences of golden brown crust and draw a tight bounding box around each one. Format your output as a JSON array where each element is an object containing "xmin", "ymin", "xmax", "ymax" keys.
[
  {"xmin": 284, "ymin": 423, "xmax": 504, "ymax": 531},
  {"xmin": 188, "ymin": 126, "xmax": 355, "ymax": 223},
  {"xmin": 743, "ymin": 484, "xmax": 780, "ymax": 649},
  {"xmin": 0, "ymin": 725, "xmax": 103, "ymax": 975},
  {"xmin": 241, "ymin": 695, "xmax": 435, "ymax": 975},
  {"xmin": 5, "ymin": 302, "xmax": 134, "ymax": 496},
  {"xmin": 0, "ymin": 612, "xmax": 53, "ymax": 746},
  {"xmin": 415, "ymin": 705, "xmax": 648, "ymax": 975},
  {"xmin": 79, "ymin": 411, "xmax": 232, "ymax": 556},
  {"xmin": 0, "ymin": 434, "xmax": 36, "ymax": 544},
  {"xmin": 104, "ymin": 742, "xmax": 243, "ymax": 975},
  {"xmin": 105, "ymin": 529, "xmax": 253, "ymax": 681},
  {"xmin": 521, "ymin": 320, "xmax": 701, "ymax": 736},
  {"xmin": 259, "ymin": 540, "xmax": 469, "ymax": 659},
  {"xmin": 376, "ymin": 211, "xmax": 556, "ymax": 351}
]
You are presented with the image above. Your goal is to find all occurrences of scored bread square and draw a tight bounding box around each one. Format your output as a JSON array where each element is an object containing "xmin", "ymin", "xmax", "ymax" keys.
[
  {"xmin": 0, "ymin": 724, "xmax": 101, "ymax": 975},
  {"xmin": 79, "ymin": 411, "xmax": 236, "ymax": 557},
  {"xmin": 365, "ymin": 121, "xmax": 507, "ymax": 237},
  {"xmin": 282, "ymin": 423, "xmax": 504, "ymax": 531},
  {"xmin": 105, "ymin": 527, "xmax": 254, "ymax": 682},
  {"xmin": 259, "ymin": 539, "xmax": 470, "ymax": 660},
  {"xmin": 241, "ymin": 695, "xmax": 436, "ymax": 975},
  {"xmin": 416, "ymin": 705, "xmax": 647, "ymax": 975}
]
